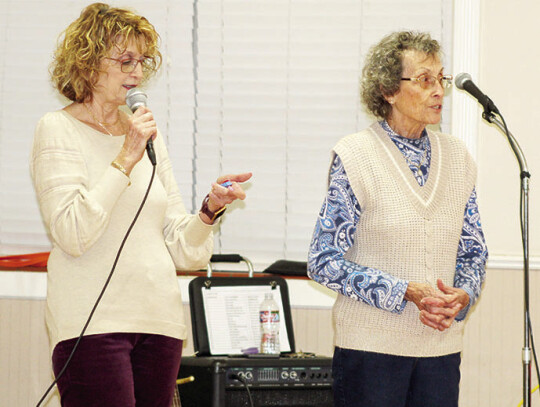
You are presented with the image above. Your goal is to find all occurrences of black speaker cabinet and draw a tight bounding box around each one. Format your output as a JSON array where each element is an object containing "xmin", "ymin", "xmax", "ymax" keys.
[{"xmin": 178, "ymin": 356, "xmax": 333, "ymax": 407}]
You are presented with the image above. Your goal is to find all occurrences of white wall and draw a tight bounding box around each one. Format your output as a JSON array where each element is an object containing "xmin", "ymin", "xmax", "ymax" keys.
[{"xmin": 478, "ymin": 0, "xmax": 540, "ymax": 261}]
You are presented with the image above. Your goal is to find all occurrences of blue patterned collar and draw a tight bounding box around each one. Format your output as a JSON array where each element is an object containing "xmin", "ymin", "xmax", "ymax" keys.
[
  {"xmin": 378, "ymin": 120, "xmax": 431, "ymax": 185},
  {"xmin": 379, "ymin": 120, "xmax": 428, "ymax": 150}
]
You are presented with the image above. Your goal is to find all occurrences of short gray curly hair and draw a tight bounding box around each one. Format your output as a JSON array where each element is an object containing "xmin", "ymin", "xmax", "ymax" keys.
[{"xmin": 360, "ymin": 31, "xmax": 441, "ymax": 119}]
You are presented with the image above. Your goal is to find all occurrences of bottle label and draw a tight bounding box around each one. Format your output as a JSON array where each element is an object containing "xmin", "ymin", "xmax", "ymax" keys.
[{"xmin": 259, "ymin": 310, "xmax": 279, "ymax": 323}]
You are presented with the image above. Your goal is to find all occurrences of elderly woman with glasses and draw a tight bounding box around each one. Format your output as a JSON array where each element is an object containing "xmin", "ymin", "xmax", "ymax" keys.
[
  {"xmin": 30, "ymin": 3, "xmax": 251, "ymax": 406},
  {"xmin": 308, "ymin": 31, "xmax": 488, "ymax": 407}
]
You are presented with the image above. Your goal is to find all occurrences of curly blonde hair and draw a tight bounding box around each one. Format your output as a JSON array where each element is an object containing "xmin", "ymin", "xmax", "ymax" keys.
[
  {"xmin": 50, "ymin": 3, "xmax": 162, "ymax": 102},
  {"xmin": 360, "ymin": 31, "xmax": 441, "ymax": 119}
]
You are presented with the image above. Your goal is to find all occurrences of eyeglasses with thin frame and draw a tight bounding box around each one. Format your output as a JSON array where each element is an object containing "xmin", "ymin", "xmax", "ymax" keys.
[
  {"xmin": 106, "ymin": 56, "xmax": 153, "ymax": 73},
  {"xmin": 401, "ymin": 74, "xmax": 453, "ymax": 90}
]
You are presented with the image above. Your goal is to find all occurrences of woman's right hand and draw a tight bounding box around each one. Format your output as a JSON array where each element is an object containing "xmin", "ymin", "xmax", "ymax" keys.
[
  {"xmin": 404, "ymin": 281, "xmax": 438, "ymax": 313},
  {"xmin": 405, "ymin": 281, "xmax": 449, "ymax": 331},
  {"xmin": 405, "ymin": 281, "xmax": 463, "ymax": 331},
  {"xmin": 419, "ymin": 279, "xmax": 468, "ymax": 331},
  {"xmin": 114, "ymin": 106, "xmax": 157, "ymax": 174}
]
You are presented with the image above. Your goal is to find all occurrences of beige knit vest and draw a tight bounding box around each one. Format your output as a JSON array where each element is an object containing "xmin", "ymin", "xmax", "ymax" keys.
[{"xmin": 332, "ymin": 122, "xmax": 477, "ymax": 357}]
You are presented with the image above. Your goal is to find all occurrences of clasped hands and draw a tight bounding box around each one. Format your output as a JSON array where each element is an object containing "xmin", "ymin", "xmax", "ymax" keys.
[{"xmin": 405, "ymin": 279, "xmax": 469, "ymax": 331}]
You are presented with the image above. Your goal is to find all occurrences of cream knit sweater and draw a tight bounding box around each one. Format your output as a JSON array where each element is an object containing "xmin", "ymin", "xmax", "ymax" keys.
[
  {"xmin": 30, "ymin": 110, "xmax": 214, "ymax": 351},
  {"xmin": 332, "ymin": 122, "xmax": 476, "ymax": 357}
]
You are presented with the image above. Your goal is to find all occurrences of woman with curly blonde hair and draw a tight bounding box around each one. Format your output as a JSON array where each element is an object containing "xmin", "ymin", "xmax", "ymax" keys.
[
  {"xmin": 308, "ymin": 31, "xmax": 488, "ymax": 406},
  {"xmin": 31, "ymin": 3, "xmax": 251, "ymax": 406}
]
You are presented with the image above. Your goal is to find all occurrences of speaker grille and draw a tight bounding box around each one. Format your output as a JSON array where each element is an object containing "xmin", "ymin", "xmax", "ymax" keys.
[{"xmin": 225, "ymin": 387, "xmax": 333, "ymax": 407}]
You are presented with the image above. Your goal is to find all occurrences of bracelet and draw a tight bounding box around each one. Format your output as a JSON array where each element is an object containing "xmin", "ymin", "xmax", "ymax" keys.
[
  {"xmin": 111, "ymin": 161, "xmax": 131, "ymax": 185},
  {"xmin": 200, "ymin": 194, "xmax": 226, "ymax": 223}
]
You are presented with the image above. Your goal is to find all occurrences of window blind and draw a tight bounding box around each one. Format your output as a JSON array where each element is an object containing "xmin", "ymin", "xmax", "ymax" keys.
[
  {"xmin": 0, "ymin": 0, "xmax": 196, "ymax": 252},
  {"xmin": 0, "ymin": 0, "xmax": 453, "ymax": 271},
  {"xmin": 192, "ymin": 0, "xmax": 453, "ymax": 268}
]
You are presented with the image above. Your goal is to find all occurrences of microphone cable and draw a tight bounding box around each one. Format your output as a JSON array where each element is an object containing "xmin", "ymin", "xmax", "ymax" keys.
[
  {"xmin": 230, "ymin": 374, "xmax": 254, "ymax": 407},
  {"xmin": 35, "ymin": 164, "xmax": 156, "ymax": 407}
]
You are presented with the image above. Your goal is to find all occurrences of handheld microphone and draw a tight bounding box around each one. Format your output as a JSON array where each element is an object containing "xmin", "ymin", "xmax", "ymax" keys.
[
  {"xmin": 455, "ymin": 73, "xmax": 499, "ymax": 114},
  {"xmin": 125, "ymin": 88, "xmax": 156, "ymax": 166}
]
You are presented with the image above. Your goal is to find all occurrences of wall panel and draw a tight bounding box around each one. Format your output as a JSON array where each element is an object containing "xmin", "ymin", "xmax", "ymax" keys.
[{"xmin": 2, "ymin": 268, "xmax": 540, "ymax": 406}]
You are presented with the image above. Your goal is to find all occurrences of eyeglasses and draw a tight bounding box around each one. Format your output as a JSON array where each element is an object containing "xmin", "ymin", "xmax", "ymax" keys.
[
  {"xmin": 106, "ymin": 57, "xmax": 152, "ymax": 73},
  {"xmin": 401, "ymin": 74, "xmax": 453, "ymax": 90}
]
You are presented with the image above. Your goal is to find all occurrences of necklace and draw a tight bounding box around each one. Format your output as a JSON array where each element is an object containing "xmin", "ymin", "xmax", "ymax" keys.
[{"xmin": 83, "ymin": 103, "xmax": 120, "ymax": 136}]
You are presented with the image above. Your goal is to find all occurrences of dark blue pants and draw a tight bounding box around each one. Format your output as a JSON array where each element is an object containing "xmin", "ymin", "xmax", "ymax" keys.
[
  {"xmin": 52, "ymin": 333, "xmax": 183, "ymax": 407},
  {"xmin": 332, "ymin": 347, "xmax": 461, "ymax": 407}
]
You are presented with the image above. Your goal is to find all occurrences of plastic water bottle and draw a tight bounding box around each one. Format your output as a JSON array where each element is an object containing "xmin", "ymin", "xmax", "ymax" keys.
[{"xmin": 259, "ymin": 292, "xmax": 280, "ymax": 354}]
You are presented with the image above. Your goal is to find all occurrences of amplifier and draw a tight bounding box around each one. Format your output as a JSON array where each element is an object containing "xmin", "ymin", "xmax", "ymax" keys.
[{"xmin": 178, "ymin": 356, "xmax": 333, "ymax": 407}]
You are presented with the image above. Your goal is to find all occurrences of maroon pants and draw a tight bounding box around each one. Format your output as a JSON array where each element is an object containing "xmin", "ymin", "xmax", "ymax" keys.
[{"xmin": 52, "ymin": 333, "xmax": 183, "ymax": 407}]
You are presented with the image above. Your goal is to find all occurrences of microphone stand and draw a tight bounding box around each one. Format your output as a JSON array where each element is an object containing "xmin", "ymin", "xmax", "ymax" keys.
[{"xmin": 482, "ymin": 109, "xmax": 532, "ymax": 406}]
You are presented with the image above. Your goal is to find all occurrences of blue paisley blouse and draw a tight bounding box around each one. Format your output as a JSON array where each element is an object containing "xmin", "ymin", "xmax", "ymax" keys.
[{"xmin": 307, "ymin": 121, "xmax": 488, "ymax": 321}]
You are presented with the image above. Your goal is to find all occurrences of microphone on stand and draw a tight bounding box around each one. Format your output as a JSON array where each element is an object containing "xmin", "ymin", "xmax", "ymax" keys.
[
  {"xmin": 455, "ymin": 73, "xmax": 499, "ymax": 114},
  {"xmin": 125, "ymin": 88, "xmax": 156, "ymax": 166},
  {"xmin": 456, "ymin": 75, "xmax": 532, "ymax": 407}
]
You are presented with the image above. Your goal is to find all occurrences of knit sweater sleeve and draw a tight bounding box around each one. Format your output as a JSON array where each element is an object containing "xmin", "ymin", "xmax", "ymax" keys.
[
  {"xmin": 307, "ymin": 154, "xmax": 408, "ymax": 313},
  {"xmin": 154, "ymin": 136, "xmax": 214, "ymax": 271},
  {"xmin": 30, "ymin": 112, "xmax": 130, "ymax": 257}
]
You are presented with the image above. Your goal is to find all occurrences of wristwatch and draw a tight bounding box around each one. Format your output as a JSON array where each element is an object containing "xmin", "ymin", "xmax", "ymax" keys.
[{"xmin": 200, "ymin": 194, "xmax": 226, "ymax": 222}]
